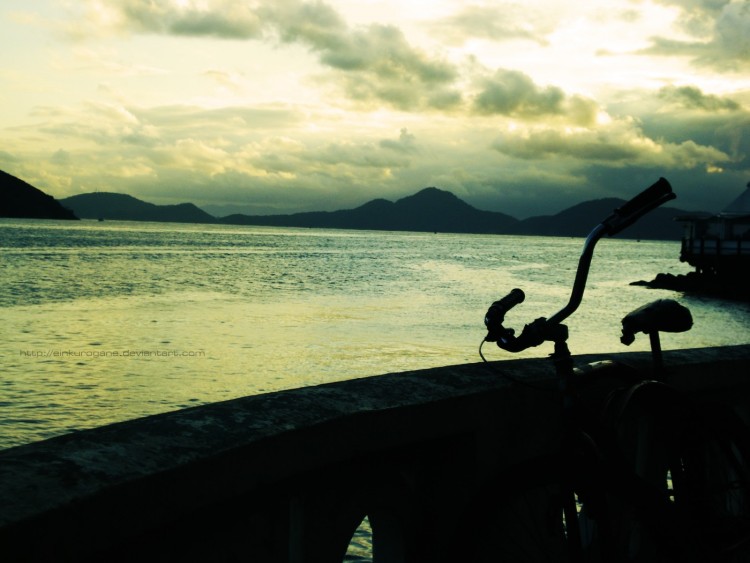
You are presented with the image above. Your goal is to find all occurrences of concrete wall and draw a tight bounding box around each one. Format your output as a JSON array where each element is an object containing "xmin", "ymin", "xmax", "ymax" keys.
[{"xmin": 1, "ymin": 345, "xmax": 749, "ymax": 562}]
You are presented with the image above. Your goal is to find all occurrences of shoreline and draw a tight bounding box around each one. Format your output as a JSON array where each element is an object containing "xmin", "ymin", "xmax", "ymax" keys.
[{"xmin": 631, "ymin": 272, "xmax": 750, "ymax": 302}]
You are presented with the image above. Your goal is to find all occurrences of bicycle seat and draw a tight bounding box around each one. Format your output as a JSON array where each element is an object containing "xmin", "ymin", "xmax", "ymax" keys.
[{"xmin": 620, "ymin": 299, "xmax": 693, "ymax": 345}]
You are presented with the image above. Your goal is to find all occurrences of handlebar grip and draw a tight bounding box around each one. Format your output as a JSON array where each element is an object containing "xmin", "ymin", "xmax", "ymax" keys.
[
  {"xmin": 604, "ymin": 177, "xmax": 675, "ymax": 236},
  {"xmin": 617, "ymin": 177, "xmax": 673, "ymax": 219},
  {"xmin": 485, "ymin": 288, "xmax": 525, "ymax": 330}
]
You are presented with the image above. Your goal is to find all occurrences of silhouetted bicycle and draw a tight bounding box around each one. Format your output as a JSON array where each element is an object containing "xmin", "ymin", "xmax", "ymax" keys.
[{"xmin": 446, "ymin": 178, "xmax": 750, "ymax": 562}]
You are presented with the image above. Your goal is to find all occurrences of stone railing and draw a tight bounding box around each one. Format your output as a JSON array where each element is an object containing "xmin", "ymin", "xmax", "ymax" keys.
[{"xmin": 1, "ymin": 345, "xmax": 749, "ymax": 562}]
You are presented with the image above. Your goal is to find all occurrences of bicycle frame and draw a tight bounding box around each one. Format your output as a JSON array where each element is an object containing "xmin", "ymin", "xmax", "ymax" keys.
[
  {"xmin": 481, "ymin": 178, "xmax": 676, "ymax": 562},
  {"xmin": 469, "ymin": 178, "xmax": 750, "ymax": 563}
]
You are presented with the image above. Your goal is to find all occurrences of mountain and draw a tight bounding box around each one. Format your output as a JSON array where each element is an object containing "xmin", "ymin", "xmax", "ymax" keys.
[
  {"xmin": 51, "ymin": 185, "xmax": 693, "ymax": 240},
  {"xmin": 220, "ymin": 187, "xmax": 519, "ymax": 234},
  {"xmin": 59, "ymin": 192, "xmax": 215, "ymax": 223},
  {"xmin": 219, "ymin": 187, "xmax": 689, "ymax": 239},
  {"xmin": 0, "ymin": 170, "xmax": 78, "ymax": 220},
  {"xmin": 511, "ymin": 198, "xmax": 686, "ymax": 240}
]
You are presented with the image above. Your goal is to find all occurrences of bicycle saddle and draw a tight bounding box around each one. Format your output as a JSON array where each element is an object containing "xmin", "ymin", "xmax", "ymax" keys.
[{"xmin": 620, "ymin": 299, "xmax": 693, "ymax": 345}]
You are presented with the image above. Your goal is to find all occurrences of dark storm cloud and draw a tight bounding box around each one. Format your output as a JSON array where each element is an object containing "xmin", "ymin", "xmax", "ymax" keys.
[
  {"xmin": 497, "ymin": 125, "xmax": 729, "ymax": 171},
  {"xmin": 632, "ymin": 86, "xmax": 749, "ymax": 171},
  {"xmin": 497, "ymin": 83, "xmax": 748, "ymax": 214},
  {"xmin": 644, "ymin": 112, "xmax": 750, "ymax": 171},
  {"xmin": 611, "ymin": 85, "xmax": 747, "ymax": 146},
  {"xmin": 579, "ymin": 164, "xmax": 746, "ymax": 214}
]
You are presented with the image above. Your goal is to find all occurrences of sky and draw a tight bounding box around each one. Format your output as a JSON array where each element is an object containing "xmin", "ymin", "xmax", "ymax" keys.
[{"xmin": 1, "ymin": 0, "xmax": 749, "ymax": 218}]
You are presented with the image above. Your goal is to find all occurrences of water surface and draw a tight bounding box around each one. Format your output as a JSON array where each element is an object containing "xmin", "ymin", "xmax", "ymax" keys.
[{"xmin": 2, "ymin": 218, "xmax": 748, "ymax": 449}]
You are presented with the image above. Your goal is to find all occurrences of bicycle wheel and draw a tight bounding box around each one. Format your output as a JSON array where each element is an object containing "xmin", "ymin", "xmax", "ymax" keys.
[
  {"xmin": 444, "ymin": 427, "xmax": 716, "ymax": 562},
  {"xmin": 604, "ymin": 381, "xmax": 750, "ymax": 562},
  {"xmin": 673, "ymin": 402, "xmax": 750, "ymax": 561},
  {"xmin": 441, "ymin": 444, "xmax": 680, "ymax": 563}
]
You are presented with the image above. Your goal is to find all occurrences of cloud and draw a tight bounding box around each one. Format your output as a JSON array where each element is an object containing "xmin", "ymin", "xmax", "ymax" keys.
[
  {"xmin": 5, "ymin": 92, "xmax": 743, "ymax": 218},
  {"xmin": 641, "ymin": 0, "xmax": 750, "ymax": 70},
  {"xmin": 712, "ymin": 1, "xmax": 750, "ymax": 66},
  {"xmin": 428, "ymin": 4, "xmax": 550, "ymax": 46},
  {"xmin": 281, "ymin": 18, "xmax": 461, "ymax": 111},
  {"xmin": 490, "ymin": 116, "xmax": 732, "ymax": 171},
  {"xmin": 34, "ymin": 101, "xmax": 162, "ymax": 148},
  {"xmin": 473, "ymin": 69, "xmax": 564, "ymax": 116},
  {"xmin": 50, "ymin": 149, "xmax": 72, "ymax": 165},
  {"xmin": 472, "ymin": 69, "xmax": 599, "ymax": 126},
  {"xmin": 654, "ymin": 0, "xmax": 730, "ymax": 35},
  {"xmin": 5, "ymin": 93, "xmax": 424, "ymax": 209},
  {"xmin": 622, "ymin": 85, "xmax": 750, "ymax": 172},
  {"xmin": 303, "ymin": 140, "xmax": 412, "ymax": 172},
  {"xmin": 259, "ymin": 0, "xmax": 347, "ymax": 46},
  {"xmin": 50, "ymin": 46, "xmax": 167, "ymax": 78},
  {"xmin": 69, "ymin": 0, "xmax": 462, "ymax": 111},
  {"xmin": 657, "ymin": 85, "xmax": 741, "ymax": 111},
  {"xmin": 5, "ymin": 100, "xmax": 306, "ymax": 194},
  {"xmin": 7, "ymin": 0, "xmax": 748, "ymax": 218},
  {"xmin": 68, "ymin": 0, "xmax": 263, "ymax": 39},
  {"xmin": 608, "ymin": 84, "xmax": 747, "ymax": 146},
  {"xmin": 0, "ymin": 150, "xmax": 20, "ymax": 165},
  {"xmin": 140, "ymin": 105, "xmax": 303, "ymax": 132},
  {"xmin": 202, "ymin": 69, "xmax": 247, "ymax": 93},
  {"xmin": 380, "ymin": 128, "xmax": 418, "ymax": 154}
]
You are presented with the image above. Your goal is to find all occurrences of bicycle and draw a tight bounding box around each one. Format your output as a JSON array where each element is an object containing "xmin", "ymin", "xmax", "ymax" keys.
[{"xmin": 444, "ymin": 178, "xmax": 750, "ymax": 562}]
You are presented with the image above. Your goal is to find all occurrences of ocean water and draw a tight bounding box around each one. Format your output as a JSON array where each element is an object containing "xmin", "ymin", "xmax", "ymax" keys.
[{"xmin": 1, "ymin": 218, "xmax": 749, "ymax": 450}]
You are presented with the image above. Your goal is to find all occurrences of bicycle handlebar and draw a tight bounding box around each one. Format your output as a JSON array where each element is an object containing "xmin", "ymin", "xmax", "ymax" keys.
[
  {"xmin": 486, "ymin": 288, "xmax": 525, "ymax": 323},
  {"xmin": 602, "ymin": 177, "xmax": 675, "ymax": 236},
  {"xmin": 485, "ymin": 178, "xmax": 675, "ymax": 353},
  {"xmin": 484, "ymin": 288, "xmax": 524, "ymax": 342}
]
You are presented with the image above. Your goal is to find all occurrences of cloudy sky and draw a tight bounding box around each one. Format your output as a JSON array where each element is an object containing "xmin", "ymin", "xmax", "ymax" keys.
[{"xmin": 1, "ymin": 0, "xmax": 749, "ymax": 217}]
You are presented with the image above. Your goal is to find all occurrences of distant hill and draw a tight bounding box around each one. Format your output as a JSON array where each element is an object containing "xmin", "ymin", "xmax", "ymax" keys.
[
  {"xmin": 0, "ymin": 170, "xmax": 78, "ymax": 220},
  {"xmin": 511, "ymin": 198, "xmax": 686, "ymax": 240},
  {"xmin": 51, "ymin": 185, "xmax": 695, "ymax": 240},
  {"xmin": 60, "ymin": 192, "xmax": 215, "ymax": 224},
  {"xmin": 219, "ymin": 187, "xmax": 689, "ymax": 239},
  {"xmin": 220, "ymin": 187, "xmax": 519, "ymax": 234}
]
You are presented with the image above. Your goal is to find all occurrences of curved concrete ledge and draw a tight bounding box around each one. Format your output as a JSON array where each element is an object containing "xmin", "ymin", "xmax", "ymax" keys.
[{"xmin": 1, "ymin": 345, "xmax": 749, "ymax": 562}]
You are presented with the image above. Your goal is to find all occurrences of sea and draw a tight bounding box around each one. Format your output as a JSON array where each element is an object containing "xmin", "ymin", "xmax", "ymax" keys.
[{"xmin": 2, "ymin": 218, "xmax": 750, "ymax": 452}]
